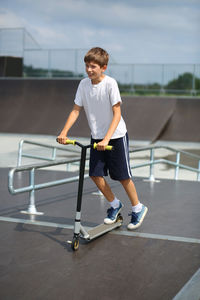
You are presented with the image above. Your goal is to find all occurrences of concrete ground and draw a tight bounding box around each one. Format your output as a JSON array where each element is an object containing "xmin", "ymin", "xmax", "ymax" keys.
[
  {"xmin": 0, "ymin": 133, "xmax": 200, "ymax": 300},
  {"xmin": 1, "ymin": 168, "xmax": 200, "ymax": 300}
]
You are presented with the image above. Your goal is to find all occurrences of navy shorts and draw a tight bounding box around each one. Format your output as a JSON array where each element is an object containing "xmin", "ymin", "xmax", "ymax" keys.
[{"xmin": 89, "ymin": 133, "xmax": 132, "ymax": 181}]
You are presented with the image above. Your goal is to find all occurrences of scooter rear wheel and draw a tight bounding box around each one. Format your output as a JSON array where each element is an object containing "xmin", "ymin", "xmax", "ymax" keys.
[{"xmin": 117, "ymin": 213, "xmax": 123, "ymax": 222}]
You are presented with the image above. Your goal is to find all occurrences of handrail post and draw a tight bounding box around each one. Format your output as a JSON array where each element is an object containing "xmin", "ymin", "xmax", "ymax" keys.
[
  {"xmin": 149, "ymin": 148, "xmax": 155, "ymax": 181},
  {"xmin": 21, "ymin": 168, "xmax": 44, "ymax": 215},
  {"xmin": 66, "ymin": 163, "xmax": 71, "ymax": 171},
  {"xmin": 197, "ymin": 160, "xmax": 200, "ymax": 182},
  {"xmin": 143, "ymin": 148, "xmax": 160, "ymax": 182},
  {"xmin": 17, "ymin": 140, "xmax": 24, "ymax": 167},
  {"xmin": 52, "ymin": 148, "xmax": 57, "ymax": 160},
  {"xmin": 175, "ymin": 152, "xmax": 180, "ymax": 180}
]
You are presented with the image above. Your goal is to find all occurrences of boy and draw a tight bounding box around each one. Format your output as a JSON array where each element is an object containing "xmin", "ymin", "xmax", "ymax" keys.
[{"xmin": 57, "ymin": 47, "xmax": 148, "ymax": 230}]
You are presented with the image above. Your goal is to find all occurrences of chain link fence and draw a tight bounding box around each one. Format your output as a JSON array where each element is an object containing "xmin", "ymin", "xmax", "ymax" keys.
[{"xmin": 1, "ymin": 28, "xmax": 200, "ymax": 95}]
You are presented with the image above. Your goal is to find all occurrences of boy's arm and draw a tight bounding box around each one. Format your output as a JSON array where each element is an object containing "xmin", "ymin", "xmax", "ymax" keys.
[
  {"xmin": 57, "ymin": 104, "xmax": 81, "ymax": 144},
  {"xmin": 97, "ymin": 102, "xmax": 121, "ymax": 150}
]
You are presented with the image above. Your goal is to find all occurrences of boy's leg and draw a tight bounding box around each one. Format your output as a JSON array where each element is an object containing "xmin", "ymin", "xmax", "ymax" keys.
[
  {"xmin": 120, "ymin": 178, "xmax": 139, "ymax": 206},
  {"xmin": 90, "ymin": 176, "xmax": 124, "ymax": 224},
  {"xmin": 120, "ymin": 178, "xmax": 148, "ymax": 230},
  {"xmin": 90, "ymin": 176, "xmax": 114, "ymax": 202}
]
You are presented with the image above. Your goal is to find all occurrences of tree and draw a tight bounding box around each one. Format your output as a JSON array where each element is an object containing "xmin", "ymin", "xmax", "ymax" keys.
[{"xmin": 165, "ymin": 72, "xmax": 200, "ymax": 90}]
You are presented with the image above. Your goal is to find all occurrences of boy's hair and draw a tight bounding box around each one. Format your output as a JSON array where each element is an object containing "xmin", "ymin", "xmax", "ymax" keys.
[{"xmin": 84, "ymin": 47, "xmax": 109, "ymax": 67}]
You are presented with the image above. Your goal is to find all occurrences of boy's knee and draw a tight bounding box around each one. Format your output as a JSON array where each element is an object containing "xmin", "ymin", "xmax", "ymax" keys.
[
  {"xmin": 120, "ymin": 178, "xmax": 131, "ymax": 184},
  {"xmin": 90, "ymin": 176, "xmax": 103, "ymax": 183},
  {"xmin": 90, "ymin": 175, "xmax": 98, "ymax": 182},
  {"xmin": 120, "ymin": 178, "xmax": 134, "ymax": 187}
]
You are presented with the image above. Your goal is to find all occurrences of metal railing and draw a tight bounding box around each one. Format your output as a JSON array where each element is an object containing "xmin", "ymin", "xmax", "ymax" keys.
[
  {"xmin": 17, "ymin": 140, "xmax": 200, "ymax": 180},
  {"xmin": 8, "ymin": 141, "xmax": 200, "ymax": 216},
  {"xmin": 17, "ymin": 139, "xmax": 80, "ymax": 167},
  {"xmin": 9, "ymin": 158, "xmax": 88, "ymax": 215},
  {"xmin": 129, "ymin": 145, "xmax": 200, "ymax": 182}
]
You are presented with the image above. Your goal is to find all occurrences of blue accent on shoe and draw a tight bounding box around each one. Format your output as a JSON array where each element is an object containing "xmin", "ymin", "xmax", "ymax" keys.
[
  {"xmin": 127, "ymin": 205, "xmax": 148, "ymax": 230},
  {"xmin": 104, "ymin": 202, "xmax": 123, "ymax": 224}
]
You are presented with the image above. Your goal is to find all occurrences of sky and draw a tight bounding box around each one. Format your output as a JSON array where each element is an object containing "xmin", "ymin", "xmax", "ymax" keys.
[{"xmin": 0, "ymin": 0, "xmax": 200, "ymax": 64}]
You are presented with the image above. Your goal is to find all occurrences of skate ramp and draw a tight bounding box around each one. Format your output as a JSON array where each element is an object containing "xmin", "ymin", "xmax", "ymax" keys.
[
  {"xmin": 121, "ymin": 96, "xmax": 200, "ymax": 142},
  {"xmin": 0, "ymin": 79, "xmax": 200, "ymax": 142},
  {"xmin": 0, "ymin": 78, "xmax": 88, "ymax": 136},
  {"xmin": 160, "ymin": 98, "xmax": 200, "ymax": 142},
  {"xmin": 121, "ymin": 96, "xmax": 176, "ymax": 142}
]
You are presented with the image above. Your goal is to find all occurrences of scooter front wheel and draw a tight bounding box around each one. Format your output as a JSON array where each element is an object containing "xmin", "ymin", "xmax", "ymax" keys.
[{"xmin": 71, "ymin": 237, "xmax": 79, "ymax": 251}]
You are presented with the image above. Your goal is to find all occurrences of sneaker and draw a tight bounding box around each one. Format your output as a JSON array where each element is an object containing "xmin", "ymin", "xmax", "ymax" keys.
[
  {"xmin": 104, "ymin": 202, "xmax": 124, "ymax": 225},
  {"xmin": 127, "ymin": 205, "xmax": 148, "ymax": 230}
]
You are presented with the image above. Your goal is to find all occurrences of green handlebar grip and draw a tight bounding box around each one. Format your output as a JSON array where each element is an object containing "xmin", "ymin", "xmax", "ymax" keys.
[
  {"xmin": 93, "ymin": 142, "xmax": 113, "ymax": 150},
  {"xmin": 65, "ymin": 139, "xmax": 76, "ymax": 145},
  {"xmin": 106, "ymin": 145, "xmax": 113, "ymax": 150}
]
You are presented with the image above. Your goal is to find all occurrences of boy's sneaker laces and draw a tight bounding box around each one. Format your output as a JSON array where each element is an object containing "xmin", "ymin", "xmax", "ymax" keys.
[
  {"xmin": 104, "ymin": 202, "xmax": 124, "ymax": 225},
  {"xmin": 127, "ymin": 205, "xmax": 148, "ymax": 230}
]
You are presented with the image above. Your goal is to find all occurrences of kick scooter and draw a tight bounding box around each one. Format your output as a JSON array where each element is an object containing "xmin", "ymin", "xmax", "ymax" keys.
[{"xmin": 57, "ymin": 139, "xmax": 123, "ymax": 251}]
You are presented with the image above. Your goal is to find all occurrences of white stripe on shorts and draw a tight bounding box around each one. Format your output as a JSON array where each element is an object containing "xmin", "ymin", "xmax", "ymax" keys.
[{"xmin": 123, "ymin": 134, "xmax": 132, "ymax": 178}]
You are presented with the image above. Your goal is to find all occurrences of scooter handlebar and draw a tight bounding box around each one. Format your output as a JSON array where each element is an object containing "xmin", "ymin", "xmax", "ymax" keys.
[
  {"xmin": 56, "ymin": 138, "xmax": 76, "ymax": 145},
  {"xmin": 56, "ymin": 138, "xmax": 112, "ymax": 150},
  {"xmin": 64, "ymin": 139, "xmax": 76, "ymax": 145},
  {"xmin": 93, "ymin": 142, "xmax": 113, "ymax": 151}
]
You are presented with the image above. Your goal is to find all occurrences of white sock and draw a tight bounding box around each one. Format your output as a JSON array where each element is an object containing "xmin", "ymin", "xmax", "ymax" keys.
[
  {"xmin": 132, "ymin": 202, "xmax": 143, "ymax": 213},
  {"xmin": 110, "ymin": 197, "xmax": 120, "ymax": 209}
]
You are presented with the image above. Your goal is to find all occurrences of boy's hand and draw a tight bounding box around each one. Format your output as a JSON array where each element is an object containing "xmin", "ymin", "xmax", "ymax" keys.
[
  {"xmin": 56, "ymin": 134, "xmax": 68, "ymax": 144},
  {"xmin": 96, "ymin": 139, "xmax": 109, "ymax": 151}
]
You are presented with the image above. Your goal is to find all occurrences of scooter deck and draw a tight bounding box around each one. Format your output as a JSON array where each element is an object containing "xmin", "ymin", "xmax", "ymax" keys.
[{"xmin": 85, "ymin": 219, "xmax": 122, "ymax": 240}]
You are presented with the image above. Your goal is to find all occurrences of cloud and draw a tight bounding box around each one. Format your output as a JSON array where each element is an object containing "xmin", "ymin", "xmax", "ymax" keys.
[
  {"xmin": 0, "ymin": 8, "xmax": 26, "ymax": 27},
  {"xmin": 3, "ymin": 0, "xmax": 198, "ymax": 32},
  {"xmin": 0, "ymin": 0, "xmax": 199, "ymax": 63},
  {"xmin": 37, "ymin": 0, "xmax": 200, "ymax": 34}
]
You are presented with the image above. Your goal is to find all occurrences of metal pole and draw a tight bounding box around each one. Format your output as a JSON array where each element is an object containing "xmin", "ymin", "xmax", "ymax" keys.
[
  {"xmin": 130, "ymin": 64, "xmax": 135, "ymax": 93},
  {"xmin": 21, "ymin": 168, "xmax": 44, "ymax": 215},
  {"xmin": 149, "ymin": 148, "xmax": 155, "ymax": 181},
  {"xmin": 52, "ymin": 148, "xmax": 56, "ymax": 160},
  {"xmin": 0, "ymin": 29, "xmax": 2, "ymax": 55},
  {"xmin": 161, "ymin": 64, "xmax": 165, "ymax": 94},
  {"xmin": 48, "ymin": 49, "xmax": 51, "ymax": 78},
  {"xmin": 74, "ymin": 146, "xmax": 87, "ymax": 235},
  {"xmin": 197, "ymin": 160, "xmax": 200, "ymax": 182},
  {"xmin": 175, "ymin": 152, "xmax": 180, "ymax": 180},
  {"xmin": 22, "ymin": 28, "xmax": 25, "ymax": 59},
  {"xmin": 143, "ymin": 148, "xmax": 161, "ymax": 182},
  {"xmin": 192, "ymin": 64, "xmax": 196, "ymax": 95},
  {"xmin": 76, "ymin": 147, "xmax": 87, "ymax": 212},
  {"xmin": 17, "ymin": 140, "xmax": 24, "ymax": 167},
  {"xmin": 75, "ymin": 49, "xmax": 78, "ymax": 77}
]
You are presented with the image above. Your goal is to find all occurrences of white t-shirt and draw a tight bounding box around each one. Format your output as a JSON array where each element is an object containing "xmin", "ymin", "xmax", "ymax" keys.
[{"xmin": 74, "ymin": 75, "xmax": 127, "ymax": 139}]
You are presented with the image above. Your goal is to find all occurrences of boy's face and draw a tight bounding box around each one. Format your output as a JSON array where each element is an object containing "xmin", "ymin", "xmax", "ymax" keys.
[{"xmin": 85, "ymin": 62, "xmax": 107, "ymax": 84}]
